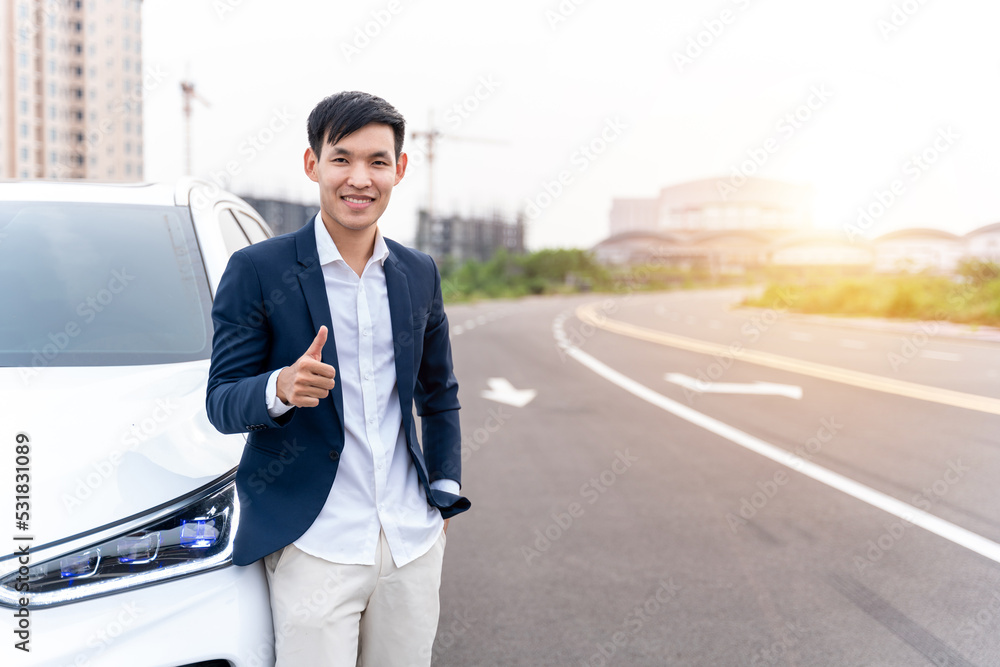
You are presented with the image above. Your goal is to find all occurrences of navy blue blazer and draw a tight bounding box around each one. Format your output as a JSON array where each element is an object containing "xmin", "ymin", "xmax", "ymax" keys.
[{"xmin": 206, "ymin": 218, "xmax": 469, "ymax": 566}]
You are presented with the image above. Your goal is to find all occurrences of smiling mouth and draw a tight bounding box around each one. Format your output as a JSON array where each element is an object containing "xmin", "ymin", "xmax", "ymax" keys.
[{"xmin": 341, "ymin": 195, "xmax": 375, "ymax": 211}]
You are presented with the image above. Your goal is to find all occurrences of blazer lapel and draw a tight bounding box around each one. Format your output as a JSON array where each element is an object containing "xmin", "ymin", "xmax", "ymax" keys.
[
  {"xmin": 383, "ymin": 251, "xmax": 415, "ymax": 433},
  {"xmin": 292, "ymin": 219, "xmax": 344, "ymax": 427}
]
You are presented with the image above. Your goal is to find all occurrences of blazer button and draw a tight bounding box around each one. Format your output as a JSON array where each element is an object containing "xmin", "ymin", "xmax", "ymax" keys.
[{"xmin": 329, "ymin": 451, "xmax": 339, "ymax": 461}]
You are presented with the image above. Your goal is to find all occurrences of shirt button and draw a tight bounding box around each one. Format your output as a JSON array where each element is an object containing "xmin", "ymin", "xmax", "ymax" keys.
[
  {"xmin": 368, "ymin": 417, "xmax": 375, "ymax": 424},
  {"xmin": 362, "ymin": 330, "xmax": 369, "ymax": 337},
  {"xmin": 365, "ymin": 372, "xmax": 372, "ymax": 380}
]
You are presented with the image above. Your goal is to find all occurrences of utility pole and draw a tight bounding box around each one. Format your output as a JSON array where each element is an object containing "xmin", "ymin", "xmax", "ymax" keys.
[{"xmin": 180, "ymin": 81, "xmax": 211, "ymax": 175}]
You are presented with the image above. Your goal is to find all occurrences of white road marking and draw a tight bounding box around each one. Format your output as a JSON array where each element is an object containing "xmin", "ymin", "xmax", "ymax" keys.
[
  {"xmin": 464, "ymin": 320, "xmax": 477, "ymax": 330},
  {"xmin": 840, "ymin": 339, "xmax": 868, "ymax": 350},
  {"xmin": 452, "ymin": 326, "xmax": 464, "ymax": 336},
  {"xmin": 477, "ymin": 315, "xmax": 488, "ymax": 325},
  {"xmin": 919, "ymin": 350, "xmax": 962, "ymax": 362},
  {"xmin": 553, "ymin": 317, "xmax": 1000, "ymax": 566},
  {"xmin": 665, "ymin": 373, "xmax": 803, "ymax": 399},
  {"xmin": 789, "ymin": 332, "xmax": 813, "ymax": 342},
  {"xmin": 481, "ymin": 377, "xmax": 537, "ymax": 408}
]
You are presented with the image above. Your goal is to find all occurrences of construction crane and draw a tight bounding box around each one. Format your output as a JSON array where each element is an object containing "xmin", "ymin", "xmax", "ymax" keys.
[
  {"xmin": 410, "ymin": 111, "xmax": 505, "ymax": 221},
  {"xmin": 180, "ymin": 81, "xmax": 211, "ymax": 176}
]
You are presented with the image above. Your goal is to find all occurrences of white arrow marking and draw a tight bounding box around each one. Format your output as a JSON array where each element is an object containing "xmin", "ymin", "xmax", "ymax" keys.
[
  {"xmin": 481, "ymin": 377, "xmax": 537, "ymax": 408},
  {"xmin": 665, "ymin": 373, "xmax": 802, "ymax": 400}
]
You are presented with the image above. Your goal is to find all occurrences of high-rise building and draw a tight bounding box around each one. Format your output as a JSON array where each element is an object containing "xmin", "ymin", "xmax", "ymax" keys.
[{"xmin": 1, "ymin": 0, "xmax": 144, "ymax": 181}]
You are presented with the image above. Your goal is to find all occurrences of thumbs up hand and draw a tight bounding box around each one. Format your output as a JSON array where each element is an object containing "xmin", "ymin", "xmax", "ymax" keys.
[{"xmin": 276, "ymin": 326, "xmax": 337, "ymax": 408}]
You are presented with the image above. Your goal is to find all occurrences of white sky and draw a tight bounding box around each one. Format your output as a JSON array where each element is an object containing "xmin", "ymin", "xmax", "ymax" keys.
[{"xmin": 142, "ymin": 0, "xmax": 1000, "ymax": 249}]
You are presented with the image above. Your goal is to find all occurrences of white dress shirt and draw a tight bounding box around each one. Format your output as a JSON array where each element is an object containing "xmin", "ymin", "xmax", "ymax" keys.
[{"xmin": 264, "ymin": 214, "xmax": 458, "ymax": 567}]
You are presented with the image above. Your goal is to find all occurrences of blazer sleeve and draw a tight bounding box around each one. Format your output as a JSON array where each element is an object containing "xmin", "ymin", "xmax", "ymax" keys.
[
  {"xmin": 413, "ymin": 263, "xmax": 463, "ymax": 488},
  {"xmin": 206, "ymin": 250, "xmax": 295, "ymax": 435}
]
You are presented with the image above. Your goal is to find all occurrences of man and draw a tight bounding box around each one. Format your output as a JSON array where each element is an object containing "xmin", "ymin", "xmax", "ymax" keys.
[{"xmin": 206, "ymin": 91, "xmax": 469, "ymax": 666}]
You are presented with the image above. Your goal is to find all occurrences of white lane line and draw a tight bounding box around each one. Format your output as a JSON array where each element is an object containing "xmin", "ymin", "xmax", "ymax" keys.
[
  {"xmin": 665, "ymin": 373, "xmax": 803, "ymax": 400},
  {"xmin": 789, "ymin": 332, "xmax": 813, "ymax": 342},
  {"xmin": 464, "ymin": 320, "xmax": 476, "ymax": 330},
  {"xmin": 920, "ymin": 350, "xmax": 962, "ymax": 362},
  {"xmin": 552, "ymin": 317, "xmax": 1000, "ymax": 565},
  {"xmin": 840, "ymin": 339, "xmax": 869, "ymax": 350},
  {"xmin": 476, "ymin": 315, "xmax": 488, "ymax": 325},
  {"xmin": 452, "ymin": 326, "xmax": 464, "ymax": 336}
]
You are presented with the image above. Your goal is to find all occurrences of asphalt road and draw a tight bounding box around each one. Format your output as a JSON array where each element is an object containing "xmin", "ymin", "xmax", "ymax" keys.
[{"xmin": 429, "ymin": 288, "xmax": 1000, "ymax": 667}]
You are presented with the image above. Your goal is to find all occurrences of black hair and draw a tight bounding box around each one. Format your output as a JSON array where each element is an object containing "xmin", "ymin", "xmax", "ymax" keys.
[{"xmin": 306, "ymin": 91, "xmax": 406, "ymax": 161}]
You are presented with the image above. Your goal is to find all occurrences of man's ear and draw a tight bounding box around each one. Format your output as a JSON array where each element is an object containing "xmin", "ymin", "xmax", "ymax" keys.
[
  {"xmin": 304, "ymin": 147, "xmax": 320, "ymax": 183},
  {"xmin": 394, "ymin": 152, "xmax": 408, "ymax": 185}
]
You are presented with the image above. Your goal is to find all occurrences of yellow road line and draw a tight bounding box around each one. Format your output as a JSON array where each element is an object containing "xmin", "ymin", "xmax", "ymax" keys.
[{"xmin": 575, "ymin": 302, "xmax": 1000, "ymax": 416}]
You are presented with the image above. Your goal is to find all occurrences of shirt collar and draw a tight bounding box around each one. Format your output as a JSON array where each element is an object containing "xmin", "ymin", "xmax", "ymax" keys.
[{"xmin": 313, "ymin": 212, "xmax": 390, "ymax": 268}]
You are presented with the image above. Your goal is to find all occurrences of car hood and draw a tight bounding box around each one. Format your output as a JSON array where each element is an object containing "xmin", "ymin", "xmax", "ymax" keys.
[{"xmin": 1, "ymin": 360, "xmax": 246, "ymax": 547}]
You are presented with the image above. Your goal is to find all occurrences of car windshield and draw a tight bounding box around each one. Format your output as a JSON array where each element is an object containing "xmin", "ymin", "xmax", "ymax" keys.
[{"xmin": 0, "ymin": 201, "xmax": 213, "ymax": 367}]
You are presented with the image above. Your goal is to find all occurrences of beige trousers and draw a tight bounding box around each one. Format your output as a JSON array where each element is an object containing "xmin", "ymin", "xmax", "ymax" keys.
[{"xmin": 264, "ymin": 528, "xmax": 446, "ymax": 667}]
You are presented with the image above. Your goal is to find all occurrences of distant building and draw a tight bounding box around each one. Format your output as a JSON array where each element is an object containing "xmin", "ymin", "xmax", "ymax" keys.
[
  {"xmin": 1, "ymin": 0, "xmax": 145, "ymax": 180},
  {"xmin": 963, "ymin": 222, "xmax": 1000, "ymax": 264},
  {"xmin": 416, "ymin": 209, "xmax": 525, "ymax": 264},
  {"xmin": 609, "ymin": 177, "xmax": 813, "ymax": 236},
  {"xmin": 770, "ymin": 231, "xmax": 874, "ymax": 268},
  {"xmin": 872, "ymin": 228, "xmax": 963, "ymax": 274},
  {"xmin": 608, "ymin": 198, "xmax": 658, "ymax": 235},
  {"xmin": 602, "ymin": 176, "xmax": 1000, "ymax": 274},
  {"xmin": 238, "ymin": 195, "xmax": 318, "ymax": 238}
]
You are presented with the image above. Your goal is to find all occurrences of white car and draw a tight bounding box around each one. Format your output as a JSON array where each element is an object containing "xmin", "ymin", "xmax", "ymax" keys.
[{"xmin": 0, "ymin": 179, "xmax": 279, "ymax": 667}]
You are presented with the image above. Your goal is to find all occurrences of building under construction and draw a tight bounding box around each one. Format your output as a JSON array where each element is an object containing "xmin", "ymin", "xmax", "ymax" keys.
[{"xmin": 415, "ymin": 209, "xmax": 526, "ymax": 265}]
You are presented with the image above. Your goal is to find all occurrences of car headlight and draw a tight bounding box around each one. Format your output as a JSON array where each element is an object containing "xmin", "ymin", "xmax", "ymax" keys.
[{"xmin": 0, "ymin": 471, "xmax": 238, "ymax": 609}]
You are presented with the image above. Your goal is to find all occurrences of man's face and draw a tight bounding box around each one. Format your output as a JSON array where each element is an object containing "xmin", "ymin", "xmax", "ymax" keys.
[{"xmin": 304, "ymin": 122, "xmax": 407, "ymax": 236}]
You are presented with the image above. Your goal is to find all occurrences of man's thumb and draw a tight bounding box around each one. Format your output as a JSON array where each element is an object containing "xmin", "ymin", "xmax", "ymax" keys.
[{"xmin": 305, "ymin": 326, "xmax": 327, "ymax": 359}]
